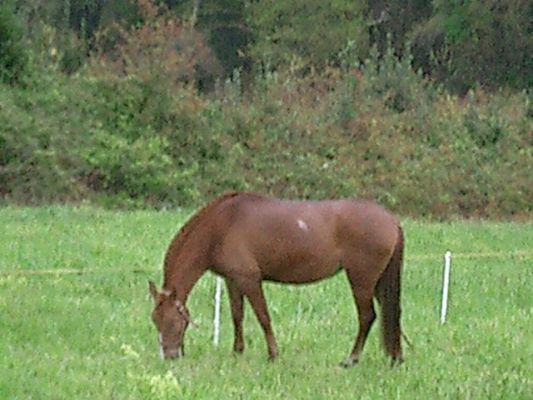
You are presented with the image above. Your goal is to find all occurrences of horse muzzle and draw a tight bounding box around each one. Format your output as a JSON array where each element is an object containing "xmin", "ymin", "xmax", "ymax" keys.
[{"xmin": 161, "ymin": 346, "xmax": 184, "ymax": 360}]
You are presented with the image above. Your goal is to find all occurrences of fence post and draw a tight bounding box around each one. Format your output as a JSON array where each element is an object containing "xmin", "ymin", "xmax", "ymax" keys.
[
  {"xmin": 440, "ymin": 251, "xmax": 452, "ymax": 324},
  {"xmin": 213, "ymin": 276, "xmax": 223, "ymax": 345}
]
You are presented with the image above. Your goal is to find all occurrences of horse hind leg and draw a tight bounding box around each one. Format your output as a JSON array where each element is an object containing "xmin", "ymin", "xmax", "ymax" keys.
[
  {"xmin": 226, "ymin": 279, "xmax": 245, "ymax": 353},
  {"xmin": 341, "ymin": 267, "xmax": 379, "ymax": 368}
]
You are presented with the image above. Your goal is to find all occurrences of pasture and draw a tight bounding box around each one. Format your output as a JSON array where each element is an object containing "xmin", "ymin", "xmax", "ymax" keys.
[{"xmin": 0, "ymin": 206, "xmax": 531, "ymax": 399}]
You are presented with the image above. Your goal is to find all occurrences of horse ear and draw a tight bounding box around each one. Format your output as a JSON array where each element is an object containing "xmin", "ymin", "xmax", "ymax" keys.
[
  {"xmin": 148, "ymin": 280, "xmax": 158, "ymax": 300},
  {"xmin": 175, "ymin": 301, "xmax": 197, "ymax": 327}
]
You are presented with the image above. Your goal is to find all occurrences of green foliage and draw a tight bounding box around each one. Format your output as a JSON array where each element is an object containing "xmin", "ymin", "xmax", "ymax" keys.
[
  {"xmin": 9, "ymin": 0, "xmax": 533, "ymax": 91},
  {"xmin": 0, "ymin": 1, "xmax": 27, "ymax": 84},
  {"xmin": 83, "ymin": 129, "xmax": 187, "ymax": 202},
  {"xmin": 416, "ymin": 0, "xmax": 533, "ymax": 91},
  {"xmin": 360, "ymin": 43, "xmax": 433, "ymax": 113},
  {"xmin": 0, "ymin": 54, "xmax": 531, "ymax": 217},
  {"xmin": 194, "ymin": 0, "xmax": 252, "ymax": 76},
  {"xmin": 246, "ymin": 0, "xmax": 369, "ymax": 70},
  {"xmin": 90, "ymin": 1, "xmax": 222, "ymax": 92},
  {"xmin": 0, "ymin": 75, "xmax": 200, "ymax": 206},
  {"xmin": 0, "ymin": 1, "xmax": 532, "ymax": 217},
  {"xmin": 368, "ymin": 0, "xmax": 433, "ymax": 55},
  {"xmin": 0, "ymin": 78, "xmax": 83, "ymax": 201}
]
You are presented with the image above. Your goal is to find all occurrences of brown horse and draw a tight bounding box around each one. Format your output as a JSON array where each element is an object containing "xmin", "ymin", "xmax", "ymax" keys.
[{"xmin": 149, "ymin": 192, "xmax": 405, "ymax": 366}]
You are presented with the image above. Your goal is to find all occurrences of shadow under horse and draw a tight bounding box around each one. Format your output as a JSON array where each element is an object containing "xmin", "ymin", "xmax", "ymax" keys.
[{"xmin": 149, "ymin": 192, "xmax": 405, "ymax": 366}]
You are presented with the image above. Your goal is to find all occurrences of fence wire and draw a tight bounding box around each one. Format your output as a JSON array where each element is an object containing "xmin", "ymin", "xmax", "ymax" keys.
[{"xmin": 1, "ymin": 250, "xmax": 531, "ymax": 277}]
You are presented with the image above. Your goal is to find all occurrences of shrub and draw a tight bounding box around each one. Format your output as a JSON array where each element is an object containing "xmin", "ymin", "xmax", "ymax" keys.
[
  {"xmin": 91, "ymin": 0, "xmax": 222, "ymax": 92},
  {"xmin": 82, "ymin": 128, "xmax": 197, "ymax": 204},
  {"xmin": 0, "ymin": 18, "xmax": 530, "ymax": 218},
  {"xmin": 0, "ymin": 1, "xmax": 27, "ymax": 84},
  {"xmin": 246, "ymin": 0, "xmax": 369, "ymax": 71},
  {"xmin": 412, "ymin": 0, "xmax": 533, "ymax": 92}
]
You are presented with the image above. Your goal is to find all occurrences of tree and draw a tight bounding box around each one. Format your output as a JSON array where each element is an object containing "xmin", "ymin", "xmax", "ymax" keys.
[
  {"xmin": 246, "ymin": 0, "xmax": 369, "ymax": 71},
  {"xmin": 0, "ymin": 1, "xmax": 27, "ymax": 84},
  {"xmin": 412, "ymin": 0, "xmax": 532, "ymax": 91},
  {"xmin": 196, "ymin": 0, "xmax": 252, "ymax": 75},
  {"xmin": 367, "ymin": 0, "xmax": 433, "ymax": 54}
]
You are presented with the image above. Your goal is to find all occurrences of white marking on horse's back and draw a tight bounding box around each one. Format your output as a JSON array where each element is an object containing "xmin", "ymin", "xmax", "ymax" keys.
[{"xmin": 297, "ymin": 219, "xmax": 309, "ymax": 231}]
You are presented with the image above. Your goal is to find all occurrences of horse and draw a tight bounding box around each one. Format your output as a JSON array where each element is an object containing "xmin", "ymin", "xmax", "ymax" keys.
[{"xmin": 149, "ymin": 192, "xmax": 405, "ymax": 366}]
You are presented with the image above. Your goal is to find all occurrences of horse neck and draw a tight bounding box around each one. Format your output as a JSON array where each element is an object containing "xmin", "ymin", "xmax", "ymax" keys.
[{"xmin": 162, "ymin": 230, "xmax": 211, "ymax": 304}]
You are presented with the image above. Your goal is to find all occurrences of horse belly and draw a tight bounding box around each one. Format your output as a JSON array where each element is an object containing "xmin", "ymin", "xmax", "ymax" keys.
[
  {"xmin": 257, "ymin": 243, "xmax": 342, "ymax": 284},
  {"xmin": 236, "ymin": 203, "xmax": 343, "ymax": 283}
]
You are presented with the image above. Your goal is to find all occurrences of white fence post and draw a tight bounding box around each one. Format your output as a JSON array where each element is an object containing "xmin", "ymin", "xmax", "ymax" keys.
[
  {"xmin": 440, "ymin": 251, "xmax": 452, "ymax": 324},
  {"xmin": 213, "ymin": 276, "xmax": 223, "ymax": 345}
]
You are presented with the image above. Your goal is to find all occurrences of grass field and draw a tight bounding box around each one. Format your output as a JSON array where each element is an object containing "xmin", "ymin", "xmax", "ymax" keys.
[{"xmin": 1, "ymin": 206, "xmax": 532, "ymax": 399}]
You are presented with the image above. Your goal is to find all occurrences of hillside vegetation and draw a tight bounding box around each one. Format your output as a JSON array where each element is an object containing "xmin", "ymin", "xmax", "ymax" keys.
[{"xmin": 0, "ymin": 0, "xmax": 531, "ymax": 218}]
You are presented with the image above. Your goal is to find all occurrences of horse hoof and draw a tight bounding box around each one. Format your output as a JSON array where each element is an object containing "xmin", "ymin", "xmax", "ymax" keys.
[
  {"xmin": 339, "ymin": 359, "xmax": 357, "ymax": 368},
  {"xmin": 391, "ymin": 357, "xmax": 404, "ymax": 367}
]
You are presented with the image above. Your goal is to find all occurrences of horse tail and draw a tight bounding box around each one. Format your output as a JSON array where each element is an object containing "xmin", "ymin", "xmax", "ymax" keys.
[{"xmin": 375, "ymin": 225, "xmax": 404, "ymax": 363}]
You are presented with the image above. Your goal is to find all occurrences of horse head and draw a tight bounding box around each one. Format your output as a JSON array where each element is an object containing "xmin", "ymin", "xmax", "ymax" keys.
[{"xmin": 148, "ymin": 281, "xmax": 192, "ymax": 360}]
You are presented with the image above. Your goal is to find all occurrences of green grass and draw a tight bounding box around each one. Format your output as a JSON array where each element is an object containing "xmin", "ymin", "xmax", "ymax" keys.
[{"xmin": 1, "ymin": 206, "xmax": 532, "ymax": 399}]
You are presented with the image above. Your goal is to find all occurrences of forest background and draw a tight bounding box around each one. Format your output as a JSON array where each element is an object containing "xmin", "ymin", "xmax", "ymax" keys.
[{"xmin": 0, "ymin": 0, "xmax": 531, "ymax": 218}]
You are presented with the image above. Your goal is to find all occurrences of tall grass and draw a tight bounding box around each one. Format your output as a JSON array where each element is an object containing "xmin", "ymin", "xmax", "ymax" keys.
[{"xmin": 1, "ymin": 207, "xmax": 531, "ymax": 399}]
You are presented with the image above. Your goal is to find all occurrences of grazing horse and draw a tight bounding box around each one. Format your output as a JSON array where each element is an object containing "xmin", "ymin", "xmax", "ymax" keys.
[{"xmin": 149, "ymin": 192, "xmax": 405, "ymax": 366}]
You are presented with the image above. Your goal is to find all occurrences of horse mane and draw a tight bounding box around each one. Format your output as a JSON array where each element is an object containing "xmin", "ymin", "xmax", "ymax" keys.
[{"xmin": 163, "ymin": 191, "xmax": 249, "ymax": 286}]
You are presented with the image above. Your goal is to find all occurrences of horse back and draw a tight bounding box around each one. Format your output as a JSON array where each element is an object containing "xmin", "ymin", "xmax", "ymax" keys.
[{"xmin": 210, "ymin": 194, "xmax": 399, "ymax": 283}]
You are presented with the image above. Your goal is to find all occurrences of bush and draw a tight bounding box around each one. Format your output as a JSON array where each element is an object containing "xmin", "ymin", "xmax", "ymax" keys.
[
  {"xmin": 0, "ymin": 1, "xmax": 27, "ymax": 84},
  {"xmin": 0, "ymin": 40, "xmax": 530, "ymax": 217},
  {"xmin": 82, "ymin": 129, "xmax": 198, "ymax": 204},
  {"xmin": 412, "ymin": 0, "xmax": 533, "ymax": 92},
  {"xmin": 246, "ymin": 0, "xmax": 369, "ymax": 71},
  {"xmin": 90, "ymin": 0, "xmax": 222, "ymax": 93}
]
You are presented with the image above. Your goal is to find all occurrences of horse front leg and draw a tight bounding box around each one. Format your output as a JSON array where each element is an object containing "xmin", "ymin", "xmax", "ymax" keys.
[
  {"xmin": 237, "ymin": 277, "xmax": 279, "ymax": 360},
  {"xmin": 226, "ymin": 279, "xmax": 245, "ymax": 353}
]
